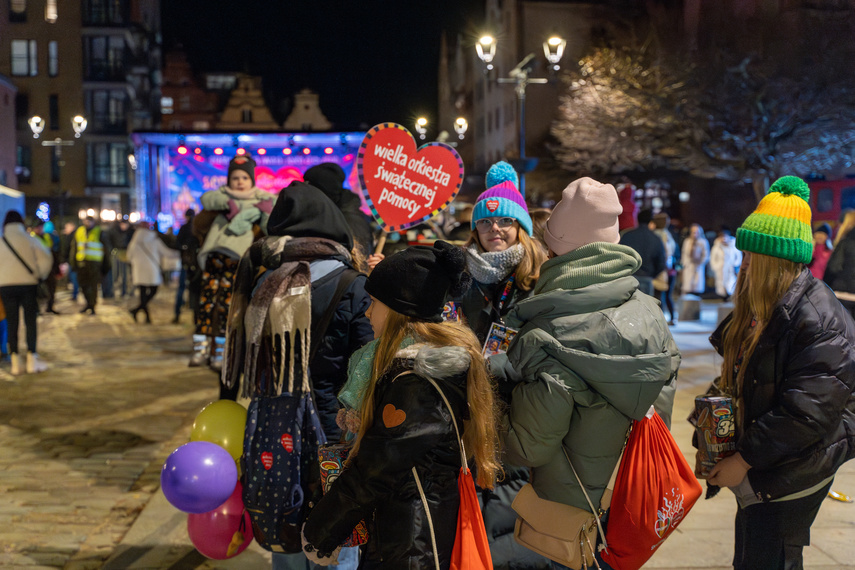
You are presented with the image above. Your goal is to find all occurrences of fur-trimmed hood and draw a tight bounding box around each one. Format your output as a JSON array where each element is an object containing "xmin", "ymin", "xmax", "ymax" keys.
[{"xmin": 396, "ymin": 344, "xmax": 471, "ymax": 380}]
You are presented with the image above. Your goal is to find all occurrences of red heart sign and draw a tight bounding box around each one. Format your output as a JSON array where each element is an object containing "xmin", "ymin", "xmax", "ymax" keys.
[
  {"xmin": 261, "ymin": 452, "xmax": 273, "ymax": 470},
  {"xmin": 486, "ymin": 199, "xmax": 500, "ymax": 213},
  {"xmin": 281, "ymin": 434, "xmax": 293, "ymax": 453},
  {"xmin": 357, "ymin": 123, "xmax": 464, "ymax": 232}
]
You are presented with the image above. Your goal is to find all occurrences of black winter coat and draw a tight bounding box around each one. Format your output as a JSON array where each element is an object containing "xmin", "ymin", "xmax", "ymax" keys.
[
  {"xmin": 456, "ymin": 275, "xmax": 532, "ymax": 345},
  {"xmin": 303, "ymin": 345, "xmax": 469, "ymax": 569},
  {"xmin": 309, "ymin": 265, "xmax": 374, "ymax": 440},
  {"xmin": 824, "ymin": 229, "xmax": 855, "ymax": 295},
  {"xmin": 710, "ymin": 270, "xmax": 855, "ymax": 501}
]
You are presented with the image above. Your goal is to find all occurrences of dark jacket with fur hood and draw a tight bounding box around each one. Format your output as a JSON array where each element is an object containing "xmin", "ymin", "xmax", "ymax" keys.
[
  {"xmin": 710, "ymin": 269, "xmax": 855, "ymax": 501},
  {"xmin": 303, "ymin": 344, "xmax": 469, "ymax": 569}
]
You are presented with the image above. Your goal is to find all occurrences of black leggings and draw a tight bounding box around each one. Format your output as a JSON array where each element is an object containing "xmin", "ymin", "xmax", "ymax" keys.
[
  {"xmin": 0, "ymin": 285, "xmax": 38, "ymax": 354},
  {"xmin": 135, "ymin": 286, "xmax": 158, "ymax": 311},
  {"xmin": 660, "ymin": 274, "xmax": 676, "ymax": 320}
]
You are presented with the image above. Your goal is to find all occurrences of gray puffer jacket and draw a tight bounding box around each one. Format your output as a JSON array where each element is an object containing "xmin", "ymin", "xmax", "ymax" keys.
[{"xmin": 502, "ymin": 242, "xmax": 681, "ymax": 511}]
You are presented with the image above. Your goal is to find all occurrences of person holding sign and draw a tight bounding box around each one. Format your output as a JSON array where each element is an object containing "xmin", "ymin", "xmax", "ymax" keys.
[{"xmin": 454, "ymin": 161, "xmax": 546, "ymax": 347}]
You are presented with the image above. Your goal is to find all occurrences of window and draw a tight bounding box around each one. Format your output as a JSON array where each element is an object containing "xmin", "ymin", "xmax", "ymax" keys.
[
  {"xmin": 45, "ymin": 0, "xmax": 57, "ymax": 22},
  {"xmin": 83, "ymin": 0, "xmax": 128, "ymax": 25},
  {"xmin": 840, "ymin": 186, "xmax": 855, "ymax": 211},
  {"xmin": 16, "ymin": 146, "xmax": 32, "ymax": 184},
  {"xmin": 10, "ymin": 0, "xmax": 26, "ymax": 22},
  {"xmin": 242, "ymin": 109, "xmax": 253, "ymax": 123},
  {"xmin": 88, "ymin": 142, "xmax": 129, "ymax": 186},
  {"xmin": 48, "ymin": 41, "xmax": 58, "ymax": 76},
  {"xmin": 84, "ymin": 36, "xmax": 125, "ymax": 80},
  {"xmin": 15, "ymin": 94, "xmax": 29, "ymax": 131},
  {"xmin": 49, "ymin": 95, "xmax": 59, "ymax": 130},
  {"xmin": 179, "ymin": 95, "xmax": 191, "ymax": 111},
  {"xmin": 11, "ymin": 40, "xmax": 37, "ymax": 76},
  {"xmin": 816, "ymin": 188, "xmax": 834, "ymax": 213},
  {"xmin": 160, "ymin": 96, "xmax": 174, "ymax": 114},
  {"xmin": 85, "ymin": 89, "xmax": 127, "ymax": 133}
]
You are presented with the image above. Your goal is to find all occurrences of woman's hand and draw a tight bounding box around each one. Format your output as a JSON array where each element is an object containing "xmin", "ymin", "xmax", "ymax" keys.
[
  {"xmin": 708, "ymin": 452, "xmax": 751, "ymax": 488},
  {"xmin": 302, "ymin": 525, "xmax": 340, "ymax": 566},
  {"xmin": 367, "ymin": 253, "xmax": 385, "ymax": 271}
]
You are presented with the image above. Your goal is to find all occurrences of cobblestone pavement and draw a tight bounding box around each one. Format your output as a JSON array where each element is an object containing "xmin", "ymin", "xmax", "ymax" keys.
[
  {"xmin": 0, "ymin": 289, "xmax": 220, "ymax": 569},
  {"xmin": 1, "ymin": 293, "xmax": 854, "ymax": 569}
]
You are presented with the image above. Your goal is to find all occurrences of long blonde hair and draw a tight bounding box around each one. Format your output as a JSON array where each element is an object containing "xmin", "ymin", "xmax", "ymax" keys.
[
  {"xmin": 720, "ymin": 253, "xmax": 802, "ymax": 395},
  {"xmin": 350, "ymin": 310, "xmax": 501, "ymax": 489},
  {"xmin": 834, "ymin": 211, "xmax": 855, "ymax": 247},
  {"xmin": 465, "ymin": 225, "xmax": 547, "ymax": 291}
]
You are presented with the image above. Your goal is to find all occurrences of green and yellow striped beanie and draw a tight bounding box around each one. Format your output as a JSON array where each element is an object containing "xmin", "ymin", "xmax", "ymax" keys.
[{"xmin": 736, "ymin": 176, "xmax": 813, "ymax": 264}]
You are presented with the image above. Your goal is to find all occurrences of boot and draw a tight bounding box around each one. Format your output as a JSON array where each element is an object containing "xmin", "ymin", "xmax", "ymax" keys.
[
  {"xmin": 26, "ymin": 352, "xmax": 47, "ymax": 374},
  {"xmin": 10, "ymin": 353, "xmax": 21, "ymax": 376},
  {"xmin": 188, "ymin": 334, "xmax": 210, "ymax": 367},
  {"xmin": 209, "ymin": 336, "xmax": 226, "ymax": 373},
  {"xmin": 143, "ymin": 308, "xmax": 152, "ymax": 324}
]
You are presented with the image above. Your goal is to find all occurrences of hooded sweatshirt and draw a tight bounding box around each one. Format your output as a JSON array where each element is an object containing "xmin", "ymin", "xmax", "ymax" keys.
[{"xmin": 502, "ymin": 242, "xmax": 680, "ymax": 510}]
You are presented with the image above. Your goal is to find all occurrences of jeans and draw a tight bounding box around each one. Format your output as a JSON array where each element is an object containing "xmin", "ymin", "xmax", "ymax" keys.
[
  {"xmin": 0, "ymin": 318, "xmax": 7, "ymax": 356},
  {"xmin": 272, "ymin": 546, "xmax": 359, "ymax": 570},
  {"xmin": 174, "ymin": 267, "xmax": 187, "ymax": 318},
  {"xmin": 69, "ymin": 270, "xmax": 79, "ymax": 299},
  {"xmin": 0, "ymin": 285, "xmax": 39, "ymax": 354},
  {"xmin": 101, "ymin": 267, "xmax": 114, "ymax": 299}
]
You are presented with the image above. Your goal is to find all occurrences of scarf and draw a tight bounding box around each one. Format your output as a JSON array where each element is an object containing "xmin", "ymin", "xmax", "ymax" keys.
[
  {"xmin": 535, "ymin": 242, "xmax": 642, "ymax": 294},
  {"xmin": 222, "ymin": 236, "xmax": 352, "ymax": 398},
  {"xmin": 338, "ymin": 336, "xmax": 416, "ymax": 411},
  {"xmin": 465, "ymin": 243, "xmax": 525, "ymax": 284}
]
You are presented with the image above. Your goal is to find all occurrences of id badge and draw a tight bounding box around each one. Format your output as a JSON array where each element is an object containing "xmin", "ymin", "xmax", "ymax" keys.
[
  {"xmin": 482, "ymin": 321, "xmax": 519, "ymax": 357},
  {"xmin": 442, "ymin": 301, "xmax": 459, "ymax": 322}
]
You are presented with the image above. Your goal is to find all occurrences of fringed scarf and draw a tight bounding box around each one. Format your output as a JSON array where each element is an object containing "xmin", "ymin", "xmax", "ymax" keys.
[{"xmin": 221, "ymin": 235, "xmax": 352, "ymax": 399}]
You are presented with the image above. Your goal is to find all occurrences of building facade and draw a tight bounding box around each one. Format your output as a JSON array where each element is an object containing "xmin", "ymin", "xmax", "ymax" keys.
[{"xmin": 0, "ymin": 0, "xmax": 162, "ymax": 217}]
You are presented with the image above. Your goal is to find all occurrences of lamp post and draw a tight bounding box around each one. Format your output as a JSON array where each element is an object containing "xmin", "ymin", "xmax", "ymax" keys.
[
  {"xmin": 28, "ymin": 114, "xmax": 87, "ymax": 221},
  {"xmin": 476, "ymin": 35, "xmax": 565, "ymax": 196}
]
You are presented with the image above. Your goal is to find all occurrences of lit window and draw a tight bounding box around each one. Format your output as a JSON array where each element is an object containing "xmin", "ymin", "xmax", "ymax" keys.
[
  {"xmin": 161, "ymin": 97, "xmax": 174, "ymax": 115},
  {"xmin": 10, "ymin": 0, "xmax": 26, "ymax": 22},
  {"xmin": 11, "ymin": 40, "xmax": 37, "ymax": 76},
  {"xmin": 45, "ymin": 0, "xmax": 57, "ymax": 22},
  {"xmin": 241, "ymin": 109, "xmax": 253, "ymax": 123},
  {"xmin": 48, "ymin": 41, "xmax": 58, "ymax": 76}
]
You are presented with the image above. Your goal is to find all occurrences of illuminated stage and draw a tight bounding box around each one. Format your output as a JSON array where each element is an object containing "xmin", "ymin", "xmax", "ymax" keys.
[{"xmin": 131, "ymin": 131, "xmax": 365, "ymax": 228}]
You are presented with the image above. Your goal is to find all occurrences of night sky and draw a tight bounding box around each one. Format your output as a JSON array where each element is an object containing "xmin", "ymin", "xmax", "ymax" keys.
[{"xmin": 161, "ymin": 0, "xmax": 484, "ymax": 130}]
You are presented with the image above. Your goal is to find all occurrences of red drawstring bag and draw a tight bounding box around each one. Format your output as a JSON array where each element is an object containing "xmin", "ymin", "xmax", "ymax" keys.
[
  {"xmin": 600, "ymin": 410, "xmax": 702, "ymax": 570},
  {"xmin": 451, "ymin": 465, "xmax": 493, "ymax": 570}
]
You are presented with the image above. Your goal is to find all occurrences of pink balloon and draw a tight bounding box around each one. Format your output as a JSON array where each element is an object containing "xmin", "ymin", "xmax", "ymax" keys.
[{"xmin": 187, "ymin": 481, "xmax": 254, "ymax": 559}]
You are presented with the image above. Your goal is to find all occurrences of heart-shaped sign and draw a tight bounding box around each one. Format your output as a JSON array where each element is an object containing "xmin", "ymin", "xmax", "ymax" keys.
[
  {"xmin": 357, "ymin": 123, "xmax": 464, "ymax": 232},
  {"xmin": 261, "ymin": 451, "xmax": 273, "ymax": 470},
  {"xmin": 281, "ymin": 434, "xmax": 294, "ymax": 453}
]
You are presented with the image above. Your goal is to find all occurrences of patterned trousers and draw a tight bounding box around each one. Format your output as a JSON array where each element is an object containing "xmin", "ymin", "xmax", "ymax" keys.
[{"xmin": 194, "ymin": 252, "xmax": 239, "ymax": 337}]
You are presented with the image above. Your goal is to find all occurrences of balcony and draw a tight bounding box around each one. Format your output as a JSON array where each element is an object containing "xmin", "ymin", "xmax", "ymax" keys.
[{"xmin": 84, "ymin": 60, "xmax": 126, "ymax": 82}]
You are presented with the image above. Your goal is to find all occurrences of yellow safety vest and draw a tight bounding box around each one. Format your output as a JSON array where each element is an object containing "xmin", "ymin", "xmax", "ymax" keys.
[
  {"xmin": 74, "ymin": 226, "xmax": 104, "ymax": 262},
  {"xmin": 31, "ymin": 232, "xmax": 53, "ymax": 250}
]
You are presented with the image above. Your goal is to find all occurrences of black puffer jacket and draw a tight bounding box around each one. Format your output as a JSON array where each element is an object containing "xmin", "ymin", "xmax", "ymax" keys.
[
  {"xmin": 824, "ymin": 229, "xmax": 855, "ymax": 295},
  {"xmin": 303, "ymin": 344, "xmax": 469, "ymax": 569},
  {"xmin": 710, "ymin": 269, "xmax": 855, "ymax": 501}
]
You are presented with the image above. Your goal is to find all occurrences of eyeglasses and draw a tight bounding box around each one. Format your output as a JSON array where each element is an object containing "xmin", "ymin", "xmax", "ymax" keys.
[{"xmin": 475, "ymin": 217, "xmax": 516, "ymax": 232}]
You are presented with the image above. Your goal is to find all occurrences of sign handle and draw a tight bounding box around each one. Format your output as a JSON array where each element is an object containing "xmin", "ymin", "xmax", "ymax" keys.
[{"xmin": 374, "ymin": 232, "xmax": 388, "ymax": 255}]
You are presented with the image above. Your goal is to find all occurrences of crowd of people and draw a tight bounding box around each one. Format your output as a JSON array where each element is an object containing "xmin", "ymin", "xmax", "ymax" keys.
[{"xmin": 2, "ymin": 159, "xmax": 854, "ymax": 570}]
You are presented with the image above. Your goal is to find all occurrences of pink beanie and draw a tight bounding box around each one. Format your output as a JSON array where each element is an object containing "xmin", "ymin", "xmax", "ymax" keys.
[{"xmin": 544, "ymin": 177, "xmax": 622, "ymax": 256}]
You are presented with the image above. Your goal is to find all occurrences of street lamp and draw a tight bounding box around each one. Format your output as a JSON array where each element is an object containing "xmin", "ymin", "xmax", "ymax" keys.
[
  {"xmin": 476, "ymin": 35, "xmax": 565, "ymax": 196},
  {"xmin": 28, "ymin": 114, "xmax": 88, "ymax": 220},
  {"xmin": 454, "ymin": 117, "xmax": 469, "ymax": 140},
  {"xmin": 415, "ymin": 117, "xmax": 429, "ymax": 141}
]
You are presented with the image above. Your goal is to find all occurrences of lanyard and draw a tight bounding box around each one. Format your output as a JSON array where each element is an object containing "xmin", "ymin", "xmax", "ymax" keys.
[{"xmin": 481, "ymin": 273, "xmax": 516, "ymax": 317}]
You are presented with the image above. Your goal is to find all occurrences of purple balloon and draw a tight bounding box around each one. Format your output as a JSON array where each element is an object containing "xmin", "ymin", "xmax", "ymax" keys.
[{"xmin": 161, "ymin": 441, "xmax": 238, "ymax": 514}]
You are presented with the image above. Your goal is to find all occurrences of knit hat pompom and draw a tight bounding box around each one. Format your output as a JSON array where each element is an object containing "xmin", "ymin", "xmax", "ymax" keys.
[
  {"xmin": 485, "ymin": 161, "xmax": 519, "ymax": 190},
  {"xmin": 769, "ymin": 175, "xmax": 810, "ymax": 203},
  {"xmin": 735, "ymin": 175, "xmax": 813, "ymax": 264},
  {"xmin": 434, "ymin": 240, "xmax": 472, "ymax": 297}
]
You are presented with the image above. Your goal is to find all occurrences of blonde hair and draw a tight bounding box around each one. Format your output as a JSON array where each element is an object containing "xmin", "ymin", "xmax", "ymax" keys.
[
  {"xmin": 720, "ymin": 253, "xmax": 802, "ymax": 396},
  {"xmin": 834, "ymin": 211, "xmax": 855, "ymax": 247},
  {"xmin": 350, "ymin": 310, "xmax": 501, "ymax": 489},
  {"xmin": 465, "ymin": 225, "xmax": 547, "ymax": 291}
]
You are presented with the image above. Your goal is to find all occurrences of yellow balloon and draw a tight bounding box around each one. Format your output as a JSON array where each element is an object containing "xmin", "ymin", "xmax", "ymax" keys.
[{"xmin": 190, "ymin": 400, "xmax": 247, "ymax": 461}]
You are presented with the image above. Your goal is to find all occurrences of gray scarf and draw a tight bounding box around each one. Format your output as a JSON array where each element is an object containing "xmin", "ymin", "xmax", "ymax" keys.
[{"xmin": 465, "ymin": 243, "xmax": 525, "ymax": 284}]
